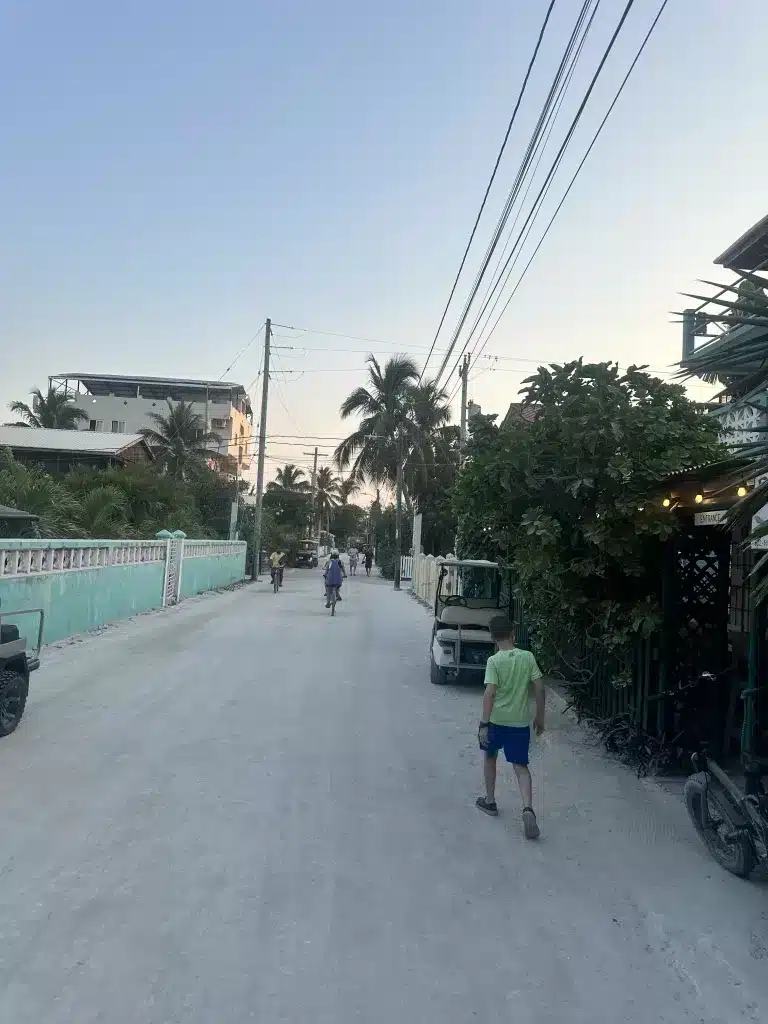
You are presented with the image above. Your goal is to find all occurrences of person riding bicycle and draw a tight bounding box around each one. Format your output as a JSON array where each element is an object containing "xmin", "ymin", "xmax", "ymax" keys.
[
  {"xmin": 269, "ymin": 548, "xmax": 286, "ymax": 587},
  {"xmin": 324, "ymin": 550, "xmax": 346, "ymax": 607}
]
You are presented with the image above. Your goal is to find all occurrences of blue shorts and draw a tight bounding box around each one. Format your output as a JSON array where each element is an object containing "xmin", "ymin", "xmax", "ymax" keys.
[{"xmin": 485, "ymin": 723, "xmax": 530, "ymax": 765}]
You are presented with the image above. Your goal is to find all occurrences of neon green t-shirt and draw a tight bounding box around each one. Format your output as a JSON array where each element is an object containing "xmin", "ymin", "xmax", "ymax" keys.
[{"xmin": 484, "ymin": 648, "xmax": 542, "ymax": 727}]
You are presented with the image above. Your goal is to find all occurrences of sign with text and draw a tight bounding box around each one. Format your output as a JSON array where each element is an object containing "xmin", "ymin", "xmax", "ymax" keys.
[
  {"xmin": 752, "ymin": 473, "xmax": 768, "ymax": 550},
  {"xmin": 694, "ymin": 509, "xmax": 727, "ymax": 526}
]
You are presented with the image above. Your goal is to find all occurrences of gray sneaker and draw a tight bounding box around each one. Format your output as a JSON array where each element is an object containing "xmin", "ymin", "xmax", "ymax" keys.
[{"xmin": 522, "ymin": 807, "xmax": 540, "ymax": 839}]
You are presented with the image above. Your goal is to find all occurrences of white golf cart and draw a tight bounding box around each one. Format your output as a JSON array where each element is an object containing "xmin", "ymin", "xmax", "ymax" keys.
[
  {"xmin": 429, "ymin": 559, "xmax": 507, "ymax": 685},
  {"xmin": 0, "ymin": 600, "xmax": 43, "ymax": 737}
]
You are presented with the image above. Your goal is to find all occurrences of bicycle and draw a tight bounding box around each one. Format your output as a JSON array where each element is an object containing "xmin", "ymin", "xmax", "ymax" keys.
[
  {"xmin": 329, "ymin": 585, "xmax": 339, "ymax": 615},
  {"xmin": 271, "ymin": 566, "xmax": 284, "ymax": 594}
]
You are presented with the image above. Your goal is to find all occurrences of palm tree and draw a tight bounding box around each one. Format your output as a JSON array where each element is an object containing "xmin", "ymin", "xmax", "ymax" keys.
[
  {"xmin": 334, "ymin": 355, "xmax": 421, "ymax": 488},
  {"xmin": 138, "ymin": 400, "xmax": 221, "ymax": 478},
  {"xmin": 338, "ymin": 476, "xmax": 361, "ymax": 505},
  {"xmin": 334, "ymin": 355, "xmax": 454, "ymax": 510},
  {"xmin": 405, "ymin": 380, "xmax": 452, "ymax": 496},
  {"xmin": 6, "ymin": 387, "xmax": 88, "ymax": 429},
  {"xmin": 266, "ymin": 464, "xmax": 311, "ymax": 495},
  {"xmin": 315, "ymin": 465, "xmax": 341, "ymax": 534}
]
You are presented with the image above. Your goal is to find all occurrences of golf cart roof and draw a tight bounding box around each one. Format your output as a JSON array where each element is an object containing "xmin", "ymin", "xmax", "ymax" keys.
[{"xmin": 439, "ymin": 559, "xmax": 499, "ymax": 569}]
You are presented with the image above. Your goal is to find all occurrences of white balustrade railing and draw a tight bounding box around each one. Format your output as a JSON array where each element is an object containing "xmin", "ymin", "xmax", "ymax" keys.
[
  {"xmin": 0, "ymin": 540, "xmax": 168, "ymax": 578},
  {"xmin": 182, "ymin": 540, "xmax": 247, "ymax": 559},
  {"xmin": 0, "ymin": 538, "xmax": 245, "ymax": 579},
  {"xmin": 400, "ymin": 555, "xmax": 414, "ymax": 580}
]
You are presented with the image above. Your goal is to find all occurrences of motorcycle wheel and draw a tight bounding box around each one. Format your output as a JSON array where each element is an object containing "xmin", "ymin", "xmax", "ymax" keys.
[{"xmin": 684, "ymin": 773, "xmax": 755, "ymax": 878}]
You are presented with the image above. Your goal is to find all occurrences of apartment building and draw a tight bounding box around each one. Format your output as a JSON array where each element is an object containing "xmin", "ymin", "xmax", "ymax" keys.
[{"xmin": 49, "ymin": 372, "xmax": 253, "ymax": 477}]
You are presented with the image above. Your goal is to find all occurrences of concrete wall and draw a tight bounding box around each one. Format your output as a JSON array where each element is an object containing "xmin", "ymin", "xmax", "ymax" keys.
[
  {"xmin": 178, "ymin": 541, "xmax": 248, "ymax": 600},
  {"xmin": 0, "ymin": 539, "xmax": 246, "ymax": 648}
]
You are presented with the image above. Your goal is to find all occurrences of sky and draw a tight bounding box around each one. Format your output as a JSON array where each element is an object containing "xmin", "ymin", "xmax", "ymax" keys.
[{"xmin": 2, "ymin": 0, "xmax": 767, "ymax": 487}]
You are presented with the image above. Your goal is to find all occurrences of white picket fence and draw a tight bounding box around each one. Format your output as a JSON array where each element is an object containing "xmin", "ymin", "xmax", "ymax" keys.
[
  {"xmin": 410, "ymin": 552, "xmax": 457, "ymax": 607},
  {"xmin": 400, "ymin": 555, "xmax": 414, "ymax": 580}
]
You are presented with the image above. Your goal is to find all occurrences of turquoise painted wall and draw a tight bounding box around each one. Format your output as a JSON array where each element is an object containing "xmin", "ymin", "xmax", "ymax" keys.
[
  {"xmin": 0, "ymin": 540, "xmax": 245, "ymax": 649},
  {"xmin": 178, "ymin": 552, "xmax": 246, "ymax": 600},
  {"xmin": 0, "ymin": 562, "xmax": 166, "ymax": 646}
]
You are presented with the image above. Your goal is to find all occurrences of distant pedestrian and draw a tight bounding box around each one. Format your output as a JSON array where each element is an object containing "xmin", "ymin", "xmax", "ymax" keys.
[
  {"xmin": 476, "ymin": 615, "xmax": 545, "ymax": 838},
  {"xmin": 363, "ymin": 548, "xmax": 373, "ymax": 576}
]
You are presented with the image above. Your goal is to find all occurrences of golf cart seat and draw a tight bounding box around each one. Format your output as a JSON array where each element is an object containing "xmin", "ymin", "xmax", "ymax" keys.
[{"xmin": 438, "ymin": 605, "xmax": 498, "ymax": 629}]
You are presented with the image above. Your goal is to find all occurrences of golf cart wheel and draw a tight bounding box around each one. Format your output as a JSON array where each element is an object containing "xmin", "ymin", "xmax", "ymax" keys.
[
  {"xmin": 0, "ymin": 668, "xmax": 29, "ymax": 738},
  {"xmin": 430, "ymin": 656, "xmax": 448, "ymax": 686},
  {"xmin": 684, "ymin": 773, "xmax": 755, "ymax": 878}
]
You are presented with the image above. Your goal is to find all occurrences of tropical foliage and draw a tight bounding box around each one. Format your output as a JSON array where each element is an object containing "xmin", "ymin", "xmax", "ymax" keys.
[
  {"xmin": 6, "ymin": 387, "xmax": 88, "ymax": 429},
  {"xmin": 0, "ymin": 448, "xmax": 236, "ymax": 539},
  {"xmin": 314, "ymin": 466, "xmax": 341, "ymax": 533},
  {"xmin": 138, "ymin": 400, "xmax": 221, "ymax": 478},
  {"xmin": 454, "ymin": 361, "xmax": 724, "ymax": 671},
  {"xmin": 335, "ymin": 354, "xmax": 458, "ymax": 552}
]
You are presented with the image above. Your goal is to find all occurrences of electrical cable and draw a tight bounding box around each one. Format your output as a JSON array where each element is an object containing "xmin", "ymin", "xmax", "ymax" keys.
[
  {"xmin": 416, "ymin": 0, "xmax": 558, "ymax": 384},
  {"xmin": 464, "ymin": 0, "xmax": 669, "ymax": 378},
  {"xmin": 467, "ymin": 0, "xmax": 601, "ymax": 356},
  {"xmin": 432, "ymin": 0, "xmax": 600, "ymax": 386},
  {"xmin": 438, "ymin": 0, "xmax": 639, "ymax": 392}
]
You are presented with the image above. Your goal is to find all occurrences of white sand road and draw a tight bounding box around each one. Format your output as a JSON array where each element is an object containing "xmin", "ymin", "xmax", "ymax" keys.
[{"xmin": 0, "ymin": 568, "xmax": 766, "ymax": 1022}]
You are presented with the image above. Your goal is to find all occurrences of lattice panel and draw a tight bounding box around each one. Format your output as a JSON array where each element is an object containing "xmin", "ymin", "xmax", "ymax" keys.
[{"xmin": 671, "ymin": 527, "xmax": 731, "ymax": 683}]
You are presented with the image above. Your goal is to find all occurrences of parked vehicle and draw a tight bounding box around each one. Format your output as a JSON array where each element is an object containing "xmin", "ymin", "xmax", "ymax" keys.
[
  {"xmin": 429, "ymin": 559, "xmax": 507, "ymax": 685},
  {"xmin": 296, "ymin": 539, "xmax": 319, "ymax": 568},
  {"xmin": 685, "ymin": 669, "xmax": 768, "ymax": 878},
  {"xmin": 0, "ymin": 601, "xmax": 43, "ymax": 738}
]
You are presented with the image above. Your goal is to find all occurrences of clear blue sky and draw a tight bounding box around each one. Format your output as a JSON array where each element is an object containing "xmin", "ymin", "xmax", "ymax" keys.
[{"xmin": 2, "ymin": 1, "xmax": 767, "ymax": 482}]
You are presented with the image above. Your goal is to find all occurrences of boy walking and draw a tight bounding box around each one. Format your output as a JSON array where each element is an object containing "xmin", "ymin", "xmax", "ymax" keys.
[{"xmin": 476, "ymin": 616, "xmax": 545, "ymax": 838}]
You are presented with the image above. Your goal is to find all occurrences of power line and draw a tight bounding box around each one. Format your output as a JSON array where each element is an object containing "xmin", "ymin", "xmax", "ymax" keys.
[
  {"xmin": 467, "ymin": 0, "xmax": 600, "ymax": 356},
  {"xmin": 464, "ymin": 0, "xmax": 670, "ymax": 378},
  {"xmin": 432, "ymin": 0, "xmax": 599, "ymax": 387},
  {"xmin": 219, "ymin": 320, "xmax": 266, "ymax": 380},
  {"xmin": 438, "ymin": 0, "xmax": 640, "ymax": 392},
  {"xmin": 417, "ymin": 0, "xmax": 558, "ymax": 384}
]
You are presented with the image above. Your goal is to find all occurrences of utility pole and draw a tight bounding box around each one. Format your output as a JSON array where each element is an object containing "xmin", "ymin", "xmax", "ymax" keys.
[
  {"xmin": 303, "ymin": 446, "xmax": 319, "ymax": 537},
  {"xmin": 459, "ymin": 353, "xmax": 470, "ymax": 453},
  {"xmin": 250, "ymin": 318, "xmax": 271, "ymax": 580},
  {"xmin": 394, "ymin": 426, "xmax": 404, "ymax": 591}
]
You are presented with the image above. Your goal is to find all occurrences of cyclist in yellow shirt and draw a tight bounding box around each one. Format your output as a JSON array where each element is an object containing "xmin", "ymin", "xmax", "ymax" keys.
[{"xmin": 269, "ymin": 549, "xmax": 286, "ymax": 588}]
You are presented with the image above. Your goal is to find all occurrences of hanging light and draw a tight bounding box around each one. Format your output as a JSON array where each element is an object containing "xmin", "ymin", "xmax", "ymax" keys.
[
  {"xmin": 737, "ymin": 485, "xmax": 748, "ymax": 498},
  {"xmin": 662, "ymin": 497, "xmax": 671, "ymax": 508},
  {"xmin": 695, "ymin": 493, "xmax": 704, "ymax": 504}
]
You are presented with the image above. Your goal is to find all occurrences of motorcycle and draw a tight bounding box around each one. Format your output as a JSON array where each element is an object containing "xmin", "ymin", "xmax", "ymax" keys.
[{"xmin": 684, "ymin": 677, "xmax": 768, "ymax": 878}]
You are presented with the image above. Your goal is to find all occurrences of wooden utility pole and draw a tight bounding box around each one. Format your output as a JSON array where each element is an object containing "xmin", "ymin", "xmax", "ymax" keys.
[
  {"xmin": 250, "ymin": 319, "xmax": 271, "ymax": 580},
  {"xmin": 303, "ymin": 446, "xmax": 319, "ymax": 537},
  {"xmin": 459, "ymin": 353, "xmax": 470, "ymax": 452},
  {"xmin": 394, "ymin": 426, "xmax": 404, "ymax": 591}
]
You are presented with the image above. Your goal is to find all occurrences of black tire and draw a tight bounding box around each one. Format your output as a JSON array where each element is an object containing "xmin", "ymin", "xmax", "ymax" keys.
[
  {"xmin": 330, "ymin": 591, "xmax": 337, "ymax": 616},
  {"xmin": 273, "ymin": 573, "xmax": 279, "ymax": 594},
  {"xmin": 430, "ymin": 655, "xmax": 448, "ymax": 686},
  {"xmin": 684, "ymin": 773, "xmax": 755, "ymax": 878},
  {"xmin": 0, "ymin": 668, "xmax": 29, "ymax": 738}
]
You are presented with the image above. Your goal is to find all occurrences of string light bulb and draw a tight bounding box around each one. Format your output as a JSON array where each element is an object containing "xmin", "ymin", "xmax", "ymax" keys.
[
  {"xmin": 695, "ymin": 493, "xmax": 704, "ymax": 504},
  {"xmin": 662, "ymin": 498, "xmax": 671, "ymax": 508},
  {"xmin": 737, "ymin": 485, "xmax": 748, "ymax": 498}
]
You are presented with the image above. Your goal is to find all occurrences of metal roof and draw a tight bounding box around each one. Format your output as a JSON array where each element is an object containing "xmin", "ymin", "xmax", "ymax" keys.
[
  {"xmin": 51, "ymin": 373, "xmax": 246, "ymax": 399},
  {"xmin": 0, "ymin": 504, "xmax": 38, "ymax": 521},
  {"xmin": 714, "ymin": 213, "xmax": 768, "ymax": 270},
  {"xmin": 438, "ymin": 559, "xmax": 499, "ymax": 568},
  {"xmin": 0, "ymin": 426, "xmax": 151, "ymax": 456}
]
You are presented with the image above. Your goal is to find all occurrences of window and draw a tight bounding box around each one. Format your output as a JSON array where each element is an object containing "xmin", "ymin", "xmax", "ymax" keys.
[
  {"xmin": 89, "ymin": 419, "xmax": 104, "ymax": 432},
  {"xmin": 111, "ymin": 420, "xmax": 126, "ymax": 433}
]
